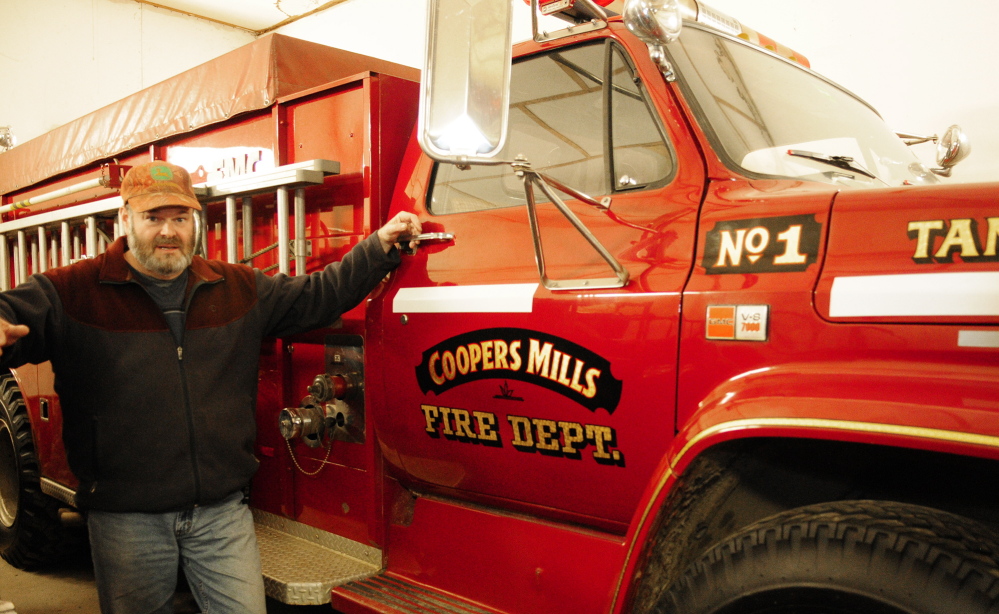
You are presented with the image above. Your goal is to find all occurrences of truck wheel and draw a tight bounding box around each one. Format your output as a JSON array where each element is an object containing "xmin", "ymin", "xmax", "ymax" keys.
[
  {"xmin": 0, "ymin": 374, "xmax": 84, "ymax": 569},
  {"xmin": 659, "ymin": 500, "xmax": 999, "ymax": 614}
]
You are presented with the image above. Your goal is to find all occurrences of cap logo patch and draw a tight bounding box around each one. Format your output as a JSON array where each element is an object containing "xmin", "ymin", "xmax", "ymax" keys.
[{"xmin": 150, "ymin": 165, "xmax": 174, "ymax": 182}]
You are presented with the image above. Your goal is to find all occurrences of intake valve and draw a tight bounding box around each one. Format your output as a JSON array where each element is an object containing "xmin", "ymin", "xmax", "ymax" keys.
[
  {"xmin": 278, "ymin": 401, "xmax": 325, "ymax": 445},
  {"xmin": 278, "ymin": 373, "xmax": 360, "ymax": 447}
]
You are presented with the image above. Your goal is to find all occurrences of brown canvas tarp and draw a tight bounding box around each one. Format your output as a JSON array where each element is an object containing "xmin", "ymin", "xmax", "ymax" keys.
[{"xmin": 0, "ymin": 33, "xmax": 419, "ymax": 195}]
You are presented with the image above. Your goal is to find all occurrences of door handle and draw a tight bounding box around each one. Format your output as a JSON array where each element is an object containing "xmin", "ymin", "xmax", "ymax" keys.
[{"xmin": 398, "ymin": 232, "xmax": 455, "ymax": 255}]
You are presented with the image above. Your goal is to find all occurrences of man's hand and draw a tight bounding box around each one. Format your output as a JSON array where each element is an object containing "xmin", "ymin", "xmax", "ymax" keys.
[
  {"xmin": 0, "ymin": 319, "xmax": 29, "ymax": 356},
  {"xmin": 376, "ymin": 212, "xmax": 423, "ymax": 253}
]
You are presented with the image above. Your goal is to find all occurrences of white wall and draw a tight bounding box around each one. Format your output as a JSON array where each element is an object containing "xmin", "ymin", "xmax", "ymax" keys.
[
  {"xmin": 273, "ymin": 0, "xmax": 541, "ymax": 69},
  {"xmin": 274, "ymin": 0, "xmax": 427, "ymax": 69},
  {"xmin": 0, "ymin": 0, "xmax": 252, "ymax": 146},
  {"xmin": 4, "ymin": 0, "xmax": 996, "ymax": 183}
]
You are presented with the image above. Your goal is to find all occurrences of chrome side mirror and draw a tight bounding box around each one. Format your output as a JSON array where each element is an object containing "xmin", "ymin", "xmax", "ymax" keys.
[
  {"xmin": 932, "ymin": 125, "xmax": 971, "ymax": 177},
  {"xmin": 419, "ymin": 0, "xmax": 513, "ymax": 164}
]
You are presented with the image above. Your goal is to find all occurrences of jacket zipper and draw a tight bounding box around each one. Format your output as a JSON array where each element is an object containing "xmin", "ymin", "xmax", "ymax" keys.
[
  {"xmin": 177, "ymin": 276, "xmax": 212, "ymax": 505},
  {"xmin": 177, "ymin": 341, "xmax": 201, "ymax": 503}
]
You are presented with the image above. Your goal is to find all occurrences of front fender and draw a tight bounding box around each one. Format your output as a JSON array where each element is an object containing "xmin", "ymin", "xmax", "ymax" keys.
[
  {"xmin": 610, "ymin": 359, "xmax": 999, "ymax": 613},
  {"xmin": 675, "ymin": 360, "xmax": 999, "ymax": 465}
]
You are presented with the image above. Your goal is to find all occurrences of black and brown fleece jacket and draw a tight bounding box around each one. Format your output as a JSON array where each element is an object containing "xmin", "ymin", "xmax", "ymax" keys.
[{"xmin": 0, "ymin": 234, "xmax": 398, "ymax": 513}]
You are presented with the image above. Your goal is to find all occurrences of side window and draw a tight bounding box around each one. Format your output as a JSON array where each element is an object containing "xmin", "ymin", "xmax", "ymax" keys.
[
  {"xmin": 429, "ymin": 40, "xmax": 674, "ymax": 215},
  {"xmin": 610, "ymin": 46, "xmax": 672, "ymax": 191}
]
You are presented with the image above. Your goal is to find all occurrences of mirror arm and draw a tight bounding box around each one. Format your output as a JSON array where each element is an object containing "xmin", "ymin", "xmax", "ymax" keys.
[
  {"xmin": 532, "ymin": 169, "xmax": 612, "ymax": 211},
  {"xmin": 530, "ymin": 164, "xmax": 674, "ymax": 235},
  {"xmin": 895, "ymin": 131, "xmax": 937, "ymax": 147},
  {"xmin": 515, "ymin": 158, "xmax": 629, "ymax": 291}
]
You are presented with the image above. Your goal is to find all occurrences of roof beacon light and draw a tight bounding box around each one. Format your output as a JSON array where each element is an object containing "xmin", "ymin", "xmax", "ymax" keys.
[
  {"xmin": 623, "ymin": 0, "xmax": 683, "ymax": 45},
  {"xmin": 623, "ymin": 0, "xmax": 684, "ymax": 80}
]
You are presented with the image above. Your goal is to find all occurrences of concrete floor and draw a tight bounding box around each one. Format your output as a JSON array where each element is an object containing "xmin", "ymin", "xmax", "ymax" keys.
[
  {"xmin": 0, "ymin": 555, "xmax": 96, "ymax": 613},
  {"xmin": 0, "ymin": 555, "xmax": 339, "ymax": 613}
]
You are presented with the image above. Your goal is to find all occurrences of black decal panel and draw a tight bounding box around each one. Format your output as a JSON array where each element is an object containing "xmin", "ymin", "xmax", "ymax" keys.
[
  {"xmin": 415, "ymin": 328, "xmax": 623, "ymax": 413},
  {"xmin": 702, "ymin": 214, "xmax": 822, "ymax": 274}
]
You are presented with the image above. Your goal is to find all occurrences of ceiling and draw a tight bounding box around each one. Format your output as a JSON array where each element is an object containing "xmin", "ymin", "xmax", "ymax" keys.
[{"xmin": 136, "ymin": 0, "xmax": 351, "ymax": 34}]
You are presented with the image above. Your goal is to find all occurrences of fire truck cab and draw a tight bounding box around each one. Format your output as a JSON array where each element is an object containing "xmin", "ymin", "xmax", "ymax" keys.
[{"xmin": 1, "ymin": 1, "xmax": 997, "ymax": 613}]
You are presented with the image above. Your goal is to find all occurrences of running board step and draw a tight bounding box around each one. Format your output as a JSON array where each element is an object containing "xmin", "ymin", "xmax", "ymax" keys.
[
  {"xmin": 332, "ymin": 574, "xmax": 502, "ymax": 614},
  {"xmin": 252, "ymin": 509, "xmax": 382, "ymax": 605}
]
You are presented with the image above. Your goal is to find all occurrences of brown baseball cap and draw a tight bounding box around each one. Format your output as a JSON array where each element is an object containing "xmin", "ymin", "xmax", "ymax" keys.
[{"xmin": 119, "ymin": 161, "xmax": 202, "ymax": 212}]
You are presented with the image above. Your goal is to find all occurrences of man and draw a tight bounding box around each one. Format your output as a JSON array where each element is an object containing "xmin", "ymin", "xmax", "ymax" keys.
[{"xmin": 0, "ymin": 160, "xmax": 421, "ymax": 614}]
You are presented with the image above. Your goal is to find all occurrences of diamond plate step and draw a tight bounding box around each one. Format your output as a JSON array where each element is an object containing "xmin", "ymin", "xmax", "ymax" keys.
[
  {"xmin": 332, "ymin": 574, "xmax": 502, "ymax": 614},
  {"xmin": 253, "ymin": 509, "xmax": 382, "ymax": 605}
]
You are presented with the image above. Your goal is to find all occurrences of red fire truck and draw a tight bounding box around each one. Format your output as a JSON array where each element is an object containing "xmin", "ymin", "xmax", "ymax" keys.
[{"xmin": 1, "ymin": 0, "xmax": 997, "ymax": 612}]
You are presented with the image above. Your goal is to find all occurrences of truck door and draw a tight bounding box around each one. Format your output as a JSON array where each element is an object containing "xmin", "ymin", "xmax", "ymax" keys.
[{"xmin": 376, "ymin": 38, "xmax": 704, "ymax": 528}]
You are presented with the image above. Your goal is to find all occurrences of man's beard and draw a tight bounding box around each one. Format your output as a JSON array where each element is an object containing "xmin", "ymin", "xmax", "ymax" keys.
[{"xmin": 126, "ymin": 222, "xmax": 195, "ymax": 278}]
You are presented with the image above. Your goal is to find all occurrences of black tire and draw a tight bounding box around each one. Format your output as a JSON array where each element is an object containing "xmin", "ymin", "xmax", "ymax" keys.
[
  {"xmin": 659, "ymin": 500, "xmax": 999, "ymax": 614},
  {"xmin": 0, "ymin": 373, "xmax": 86, "ymax": 569}
]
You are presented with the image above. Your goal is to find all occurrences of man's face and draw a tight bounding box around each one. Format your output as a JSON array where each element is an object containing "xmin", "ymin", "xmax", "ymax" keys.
[{"xmin": 123, "ymin": 205, "xmax": 196, "ymax": 279}]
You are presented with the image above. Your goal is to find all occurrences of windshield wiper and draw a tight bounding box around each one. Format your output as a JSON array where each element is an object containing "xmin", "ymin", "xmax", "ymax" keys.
[{"xmin": 786, "ymin": 149, "xmax": 878, "ymax": 180}]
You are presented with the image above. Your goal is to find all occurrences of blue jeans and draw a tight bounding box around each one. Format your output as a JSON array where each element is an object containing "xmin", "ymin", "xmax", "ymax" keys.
[{"xmin": 87, "ymin": 491, "xmax": 266, "ymax": 614}]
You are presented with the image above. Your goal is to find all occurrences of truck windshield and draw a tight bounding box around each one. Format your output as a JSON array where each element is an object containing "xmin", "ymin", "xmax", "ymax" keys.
[{"xmin": 668, "ymin": 25, "xmax": 938, "ymax": 187}]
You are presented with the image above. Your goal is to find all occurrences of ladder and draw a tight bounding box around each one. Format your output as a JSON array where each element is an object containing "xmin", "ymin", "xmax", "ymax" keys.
[{"xmin": 0, "ymin": 159, "xmax": 340, "ymax": 290}]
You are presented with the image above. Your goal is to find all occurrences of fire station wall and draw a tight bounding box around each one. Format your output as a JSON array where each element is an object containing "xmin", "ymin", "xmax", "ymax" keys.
[{"xmin": 0, "ymin": 0, "xmax": 253, "ymax": 148}]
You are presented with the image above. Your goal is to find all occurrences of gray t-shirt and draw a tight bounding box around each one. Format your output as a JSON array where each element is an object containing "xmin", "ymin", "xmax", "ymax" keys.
[{"xmin": 129, "ymin": 266, "xmax": 188, "ymax": 344}]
